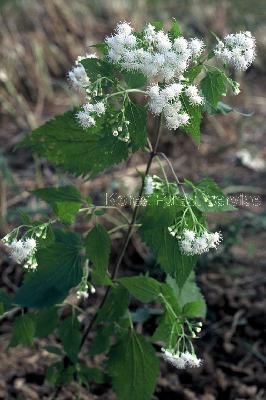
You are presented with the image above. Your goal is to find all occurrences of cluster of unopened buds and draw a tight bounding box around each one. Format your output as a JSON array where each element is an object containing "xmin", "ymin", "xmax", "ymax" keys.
[
  {"xmin": 112, "ymin": 120, "xmax": 130, "ymax": 142},
  {"xmin": 168, "ymin": 228, "xmax": 222, "ymax": 255},
  {"xmin": 8, "ymin": 238, "xmax": 37, "ymax": 264},
  {"xmin": 162, "ymin": 348, "xmax": 202, "ymax": 369},
  {"xmin": 77, "ymin": 283, "xmax": 96, "ymax": 300},
  {"xmin": 214, "ymin": 31, "xmax": 256, "ymax": 71}
]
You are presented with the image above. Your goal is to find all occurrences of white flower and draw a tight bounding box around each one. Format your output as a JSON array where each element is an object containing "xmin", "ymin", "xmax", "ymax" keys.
[
  {"xmin": 162, "ymin": 348, "xmax": 202, "ymax": 369},
  {"xmin": 173, "ymin": 37, "xmax": 188, "ymax": 52},
  {"xmin": 92, "ymin": 101, "xmax": 106, "ymax": 115},
  {"xmin": 214, "ymin": 31, "xmax": 256, "ymax": 71},
  {"xmin": 185, "ymin": 84, "xmax": 203, "ymax": 105},
  {"xmin": 76, "ymin": 111, "xmax": 96, "ymax": 129},
  {"xmin": 116, "ymin": 21, "xmax": 132, "ymax": 36},
  {"xmin": 23, "ymin": 238, "xmax": 37, "ymax": 254},
  {"xmin": 75, "ymin": 53, "xmax": 97, "ymax": 64},
  {"xmin": 144, "ymin": 176, "xmax": 154, "ymax": 195},
  {"xmin": 161, "ymin": 348, "xmax": 186, "ymax": 369},
  {"xmin": 155, "ymin": 30, "xmax": 172, "ymax": 53},
  {"xmin": 183, "ymin": 229, "xmax": 196, "ymax": 241},
  {"xmin": 189, "ymin": 38, "xmax": 205, "ymax": 58},
  {"xmin": 161, "ymin": 83, "xmax": 183, "ymax": 101},
  {"xmin": 68, "ymin": 65, "xmax": 90, "ymax": 89},
  {"xmin": 9, "ymin": 238, "xmax": 37, "ymax": 264},
  {"xmin": 181, "ymin": 351, "xmax": 202, "ymax": 368},
  {"xmin": 144, "ymin": 23, "xmax": 156, "ymax": 43}
]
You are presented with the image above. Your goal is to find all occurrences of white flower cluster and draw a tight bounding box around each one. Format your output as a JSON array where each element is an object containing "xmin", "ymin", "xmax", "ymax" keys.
[
  {"xmin": 76, "ymin": 101, "xmax": 106, "ymax": 129},
  {"xmin": 148, "ymin": 82, "xmax": 203, "ymax": 130},
  {"xmin": 106, "ymin": 22, "xmax": 204, "ymax": 82},
  {"xmin": 162, "ymin": 348, "xmax": 202, "ymax": 369},
  {"xmin": 77, "ymin": 283, "xmax": 96, "ymax": 300},
  {"xmin": 9, "ymin": 238, "xmax": 36, "ymax": 264},
  {"xmin": 68, "ymin": 53, "xmax": 97, "ymax": 91},
  {"xmin": 214, "ymin": 31, "xmax": 256, "ymax": 71},
  {"xmin": 168, "ymin": 228, "xmax": 222, "ymax": 255}
]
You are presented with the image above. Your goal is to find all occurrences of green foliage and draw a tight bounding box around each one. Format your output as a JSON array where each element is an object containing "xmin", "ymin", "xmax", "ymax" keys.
[
  {"xmin": 140, "ymin": 194, "xmax": 197, "ymax": 288},
  {"xmin": 125, "ymin": 101, "xmax": 147, "ymax": 151},
  {"xmin": 108, "ymin": 330, "xmax": 159, "ymax": 400},
  {"xmin": 80, "ymin": 58, "xmax": 113, "ymax": 83},
  {"xmin": 33, "ymin": 186, "xmax": 82, "ymax": 224},
  {"xmin": 9, "ymin": 314, "xmax": 36, "ymax": 347},
  {"xmin": 188, "ymin": 177, "xmax": 236, "ymax": 212},
  {"xmin": 0, "ymin": 290, "xmax": 14, "ymax": 315},
  {"xmin": 123, "ymin": 71, "xmax": 147, "ymax": 88},
  {"xmin": 118, "ymin": 276, "xmax": 161, "ymax": 303},
  {"xmin": 96, "ymin": 285, "xmax": 130, "ymax": 324},
  {"xmin": 58, "ymin": 315, "xmax": 81, "ymax": 363},
  {"xmin": 84, "ymin": 224, "xmax": 111, "ymax": 284},
  {"xmin": 201, "ymin": 68, "xmax": 227, "ymax": 108},
  {"xmin": 89, "ymin": 324, "xmax": 114, "ymax": 356},
  {"xmin": 35, "ymin": 307, "xmax": 59, "ymax": 337},
  {"xmin": 167, "ymin": 273, "xmax": 206, "ymax": 318},
  {"xmin": 14, "ymin": 230, "xmax": 83, "ymax": 308},
  {"xmin": 180, "ymin": 94, "xmax": 202, "ymax": 144},
  {"xmin": 169, "ymin": 20, "xmax": 182, "ymax": 39},
  {"xmin": 24, "ymin": 110, "xmax": 129, "ymax": 177}
]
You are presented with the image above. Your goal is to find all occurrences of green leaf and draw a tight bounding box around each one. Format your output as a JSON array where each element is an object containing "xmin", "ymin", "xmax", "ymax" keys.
[
  {"xmin": 96, "ymin": 285, "xmax": 130, "ymax": 324},
  {"xmin": 140, "ymin": 198, "xmax": 197, "ymax": 288},
  {"xmin": 124, "ymin": 71, "xmax": 147, "ymax": 88},
  {"xmin": 9, "ymin": 314, "xmax": 36, "ymax": 347},
  {"xmin": 150, "ymin": 21, "xmax": 164, "ymax": 31},
  {"xmin": 108, "ymin": 330, "xmax": 159, "ymax": 400},
  {"xmin": 201, "ymin": 69, "xmax": 227, "ymax": 108},
  {"xmin": 58, "ymin": 315, "xmax": 81, "ymax": 363},
  {"xmin": 0, "ymin": 289, "xmax": 14, "ymax": 315},
  {"xmin": 184, "ymin": 65, "xmax": 203, "ymax": 82},
  {"xmin": 167, "ymin": 273, "xmax": 206, "ymax": 318},
  {"xmin": 84, "ymin": 224, "xmax": 111, "ymax": 284},
  {"xmin": 190, "ymin": 177, "xmax": 236, "ymax": 212},
  {"xmin": 89, "ymin": 325, "xmax": 114, "ymax": 356},
  {"xmin": 14, "ymin": 230, "xmax": 83, "ymax": 308},
  {"xmin": 24, "ymin": 110, "xmax": 129, "ymax": 177},
  {"xmin": 180, "ymin": 94, "xmax": 202, "ymax": 144},
  {"xmin": 118, "ymin": 276, "xmax": 161, "ymax": 303},
  {"xmin": 125, "ymin": 101, "xmax": 147, "ymax": 151},
  {"xmin": 33, "ymin": 186, "xmax": 82, "ymax": 224},
  {"xmin": 182, "ymin": 300, "xmax": 206, "ymax": 317},
  {"xmin": 35, "ymin": 308, "xmax": 59, "ymax": 337},
  {"xmin": 80, "ymin": 58, "xmax": 113, "ymax": 83},
  {"xmin": 169, "ymin": 20, "xmax": 182, "ymax": 40},
  {"xmin": 77, "ymin": 363, "xmax": 106, "ymax": 386},
  {"xmin": 44, "ymin": 345, "xmax": 63, "ymax": 356}
]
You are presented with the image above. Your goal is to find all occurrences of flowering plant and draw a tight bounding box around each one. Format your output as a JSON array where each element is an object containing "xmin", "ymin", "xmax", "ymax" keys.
[{"xmin": 0, "ymin": 21, "xmax": 255, "ymax": 399}]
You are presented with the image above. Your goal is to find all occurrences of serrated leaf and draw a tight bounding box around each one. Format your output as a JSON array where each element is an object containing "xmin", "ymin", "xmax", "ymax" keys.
[
  {"xmin": 108, "ymin": 330, "xmax": 159, "ymax": 400},
  {"xmin": 184, "ymin": 65, "xmax": 203, "ymax": 82},
  {"xmin": 125, "ymin": 101, "xmax": 147, "ymax": 151},
  {"xmin": 14, "ymin": 230, "xmax": 83, "ymax": 308},
  {"xmin": 9, "ymin": 314, "xmax": 36, "ymax": 347},
  {"xmin": 24, "ymin": 110, "xmax": 129, "ymax": 177},
  {"xmin": 123, "ymin": 70, "xmax": 147, "ymax": 88},
  {"xmin": 167, "ymin": 273, "xmax": 206, "ymax": 318},
  {"xmin": 201, "ymin": 69, "xmax": 227, "ymax": 108},
  {"xmin": 77, "ymin": 363, "xmax": 106, "ymax": 386},
  {"xmin": 190, "ymin": 177, "xmax": 236, "ymax": 212},
  {"xmin": 118, "ymin": 276, "xmax": 161, "ymax": 303},
  {"xmin": 96, "ymin": 285, "xmax": 130, "ymax": 324},
  {"xmin": 80, "ymin": 58, "xmax": 113, "ymax": 83},
  {"xmin": 180, "ymin": 94, "xmax": 202, "ymax": 144},
  {"xmin": 35, "ymin": 307, "xmax": 59, "ymax": 337},
  {"xmin": 33, "ymin": 186, "xmax": 82, "ymax": 224},
  {"xmin": 84, "ymin": 224, "xmax": 111, "ymax": 284},
  {"xmin": 58, "ymin": 315, "xmax": 81, "ymax": 363}
]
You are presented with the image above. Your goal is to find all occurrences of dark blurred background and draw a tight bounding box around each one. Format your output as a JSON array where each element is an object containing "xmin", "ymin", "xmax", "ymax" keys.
[{"xmin": 0, "ymin": 1, "xmax": 265, "ymax": 399}]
